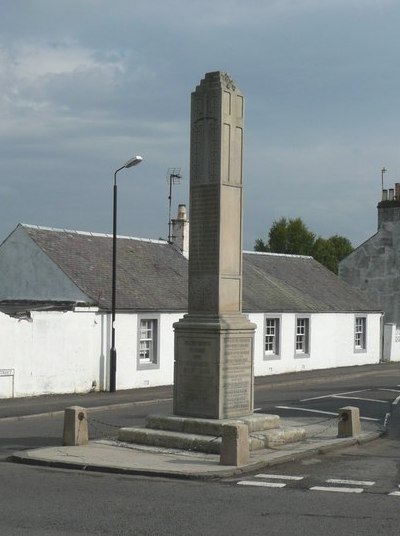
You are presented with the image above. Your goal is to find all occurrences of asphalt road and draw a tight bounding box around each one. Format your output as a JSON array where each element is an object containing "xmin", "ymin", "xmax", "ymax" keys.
[
  {"xmin": 1, "ymin": 461, "xmax": 399, "ymax": 536},
  {"xmin": 1, "ymin": 363, "xmax": 400, "ymax": 535}
]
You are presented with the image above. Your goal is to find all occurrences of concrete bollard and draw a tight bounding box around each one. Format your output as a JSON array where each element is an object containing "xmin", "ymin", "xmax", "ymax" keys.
[
  {"xmin": 338, "ymin": 406, "xmax": 361, "ymax": 438},
  {"xmin": 220, "ymin": 423, "xmax": 249, "ymax": 466},
  {"xmin": 63, "ymin": 406, "xmax": 89, "ymax": 446}
]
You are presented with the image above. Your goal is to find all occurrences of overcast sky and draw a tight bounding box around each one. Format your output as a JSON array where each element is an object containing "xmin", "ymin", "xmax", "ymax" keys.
[{"xmin": 1, "ymin": 0, "xmax": 399, "ymax": 250}]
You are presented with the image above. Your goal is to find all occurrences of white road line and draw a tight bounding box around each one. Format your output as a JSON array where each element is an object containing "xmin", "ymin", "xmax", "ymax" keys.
[
  {"xmin": 378, "ymin": 388, "xmax": 400, "ymax": 393},
  {"xmin": 254, "ymin": 408, "xmax": 262, "ymax": 412},
  {"xmin": 326, "ymin": 479, "xmax": 375, "ymax": 486},
  {"xmin": 238, "ymin": 481, "xmax": 286, "ymax": 488},
  {"xmin": 331, "ymin": 395, "xmax": 388, "ymax": 404},
  {"xmin": 389, "ymin": 491, "xmax": 400, "ymax": 497},
  {"xmin": 255, "ymin": 474, "xmax": 304, "ymax": 481},
  {"xmin": 392, "ymin": 395, "xmax": 400, "ymax": 406},
  {"xmin": 310, "ymin": 486, "xmax": 364, "ymax": 494},
  {"xmin": 301, "ymin": 389, "xmax": 368, "ymax": 402}
]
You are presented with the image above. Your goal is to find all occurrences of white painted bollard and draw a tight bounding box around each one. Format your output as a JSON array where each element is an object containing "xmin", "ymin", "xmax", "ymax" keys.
[
  {"xmin": 63, "ymin": 406, "xmax": 89, "ymax": 446},
  {"xmin": 338, "ymin": 406, "xmax": 361, "ymax": 438},
  {"xmin": 220, "ymin": 423, "xmax": 249, "ymax": 466}
]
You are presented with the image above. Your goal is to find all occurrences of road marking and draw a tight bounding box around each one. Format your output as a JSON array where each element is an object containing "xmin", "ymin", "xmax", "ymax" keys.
[
  {"xmin": 332, "ymin": 395, "xmax": 388, "ymax": 404},
  {"xmin": 392, "ymin": 395, "xmax": 400, "ymax": 406},
  {"xmin": 310, "ymin": 486, "xmax": 364, "ymax": 494},
  {"xmin": 326, "ymin": 479, "xmax": 375, "ymax": 486},
  {"xmin": 301, "ymin": 389, "xmax": 368, "ymax": 402},
  {"xmin": 238, "ymin": 481, "xmax": 286, "ymax": 488},
  {"xmin": 378, "ymin": 388, "xmax": 400, "ymax": 393},
  {"xmin": 255, "ymin": 474, "xmax": 304, "ymax": 481},
  {"xmin": 389, "ymin": 491, "xmax": 400, "ymax": 497}
]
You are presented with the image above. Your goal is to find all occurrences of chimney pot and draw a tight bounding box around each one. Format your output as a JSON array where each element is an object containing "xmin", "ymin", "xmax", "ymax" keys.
[{"xmin": 177, "ymin": 204, "xmax": 187, "ymax": 221}]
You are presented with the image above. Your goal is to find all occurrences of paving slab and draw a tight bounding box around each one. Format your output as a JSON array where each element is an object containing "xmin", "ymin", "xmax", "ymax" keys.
[{"xmin": 9, "ymin": 417, "xmax": 383, "ymax": 480}]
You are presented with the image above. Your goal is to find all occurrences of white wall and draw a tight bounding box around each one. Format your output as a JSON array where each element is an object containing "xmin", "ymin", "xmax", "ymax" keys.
[
  {"xmin": 0, "ymin": 309, "xmax": 185, "ymax": 398},
  {"xmin": 383, "ymin": 323, "xmax": 400, "ymax": 362},
  {"xmin": 251, "ymin": 312, "xmax": 381, "ymax": 377},
  {"xmin": 0, "ymin": 309, "xmax": 382, "ymax": 399},
  {"xmin": 0, "ymin": 309, "xmax": 103, "ymax": 398}
]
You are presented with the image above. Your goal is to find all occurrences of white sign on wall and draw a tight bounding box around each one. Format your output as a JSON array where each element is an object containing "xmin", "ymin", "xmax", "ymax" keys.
[
  {"xmin": 0, "ymin": 369, "xmax": 15, "ymax": 397},
  {"xmin": 0, "ymin": 369, "xmax": 14, "ymax": 377}
]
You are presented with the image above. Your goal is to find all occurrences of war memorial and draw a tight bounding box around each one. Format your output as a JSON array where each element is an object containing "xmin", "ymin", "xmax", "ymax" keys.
[{"xmin": 118, "ymin": 72, "xmax": 305, "ymax": 460}]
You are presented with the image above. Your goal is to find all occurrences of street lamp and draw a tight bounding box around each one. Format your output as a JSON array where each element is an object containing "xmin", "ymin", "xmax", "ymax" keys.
[{"xmin": 110, "ymin": 155, "xmax": 143, "ymax": 392}]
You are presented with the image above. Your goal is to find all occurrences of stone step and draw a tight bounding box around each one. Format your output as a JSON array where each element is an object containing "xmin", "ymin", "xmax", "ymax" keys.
[
  {"xmin": 250, "ymin": 427, "xmax": 307, "ymax": 450},
  {"xmin": 119, "ymin": 427, "xmax": 221, "ymax": 454},
  {"xmin": 145, "ymin": 413, "xmax": 281, "ymax": 436},
  {"xmin": 118, "ymin": 424, "xmax": 307, "ymax": 454}
]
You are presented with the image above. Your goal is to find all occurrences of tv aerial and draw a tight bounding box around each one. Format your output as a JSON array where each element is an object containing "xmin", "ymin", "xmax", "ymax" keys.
[{"xmin": 166, "ymin": 168, "xmax": 182, "ymax": 243}]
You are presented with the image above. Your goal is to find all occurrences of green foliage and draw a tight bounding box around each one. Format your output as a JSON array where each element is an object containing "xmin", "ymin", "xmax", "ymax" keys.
[
  {"xmin": 254, "ymin": 217, "xmax": 353, "ymax": 274},
  {"xmin": 254, "ymin": 238, "xmax": 268, "ymax": 252},
  {"xmin": 312, "ymin": 237, "xmax": 337, "ymax": 273}
]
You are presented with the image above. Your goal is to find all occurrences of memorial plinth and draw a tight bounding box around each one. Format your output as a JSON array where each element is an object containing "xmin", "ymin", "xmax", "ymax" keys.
[{"xmin": 173, "ymin": 72, "xmax": 256, "ymax": 419}]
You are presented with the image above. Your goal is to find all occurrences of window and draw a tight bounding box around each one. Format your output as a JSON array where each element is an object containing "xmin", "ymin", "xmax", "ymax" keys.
[
  {"xmin": 264, "ymin": 317, "xmax": 280, "ymax": 358},
  {"xmin": 355, "ymin": 316, "xmax": 367, "ymax": 351},
  {"xmin": 295, "ymin": 317, "xmax": 310, "ymax": 355},
  {"xmin": 138, "ymin": 317, "xmax": 159, "ymax": 369}
]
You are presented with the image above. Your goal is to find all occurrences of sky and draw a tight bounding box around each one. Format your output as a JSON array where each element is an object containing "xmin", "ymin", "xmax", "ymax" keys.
[{"xmin": 1, "ymin": 0, "xmax": 399, "ymax": 251}]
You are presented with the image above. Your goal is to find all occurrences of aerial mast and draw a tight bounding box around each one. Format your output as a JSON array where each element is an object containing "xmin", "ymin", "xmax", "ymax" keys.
[{"xmin": 167, "ymin": 168, "xmax": 182, "ymax": 243}]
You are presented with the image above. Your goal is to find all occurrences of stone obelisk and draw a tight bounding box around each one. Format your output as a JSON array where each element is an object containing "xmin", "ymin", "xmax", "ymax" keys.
[{"xmin": 173, "ymin": 72, "xmax": 256, "ymax": 419}]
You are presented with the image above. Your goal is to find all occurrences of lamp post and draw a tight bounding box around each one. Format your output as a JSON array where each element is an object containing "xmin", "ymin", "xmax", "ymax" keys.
[{"xmin": 110, "ymin": 155, "xmax": 143, "ymax": 392}]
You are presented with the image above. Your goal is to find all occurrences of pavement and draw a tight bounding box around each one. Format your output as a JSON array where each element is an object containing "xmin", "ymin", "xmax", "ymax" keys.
[{"xmin": 4, "ymin": 363, "xmax": 398, "ymax": 480}]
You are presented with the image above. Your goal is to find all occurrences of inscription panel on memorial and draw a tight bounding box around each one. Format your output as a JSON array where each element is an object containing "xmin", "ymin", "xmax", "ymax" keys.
[
  {"xmin": 189, "ymin": 275, "xmax": 219, "ymax": 313},
  {"xmin": 191, "ymin": 119, "xmax": 220, "ymax": 185},
  {"xmin": 220, "ymin": 185, "xmax": 242, "ymax": 275},
  {"xmin": 189, "ymin": 184, "xmax": 220, "ymax": 275},
  {"xmin": 221, "ymin": 336, "xmax": 253, "ymax": 416},
  {"xmin": 174, "ymin": 335, "xmax": 219, "ymax": 417}
]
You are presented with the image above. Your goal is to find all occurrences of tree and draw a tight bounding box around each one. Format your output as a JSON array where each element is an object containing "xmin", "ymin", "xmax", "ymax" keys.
[
  {"xmin": 312, "ymin": 237, "xmax": 337, "ymax": 273},
  {"xmin": 255, "ymin": 217, "xmax": 315, "ymax": 256},
  {"xmin": 255, "ymin": 217, "xmax": 353, "ymax": 274}
]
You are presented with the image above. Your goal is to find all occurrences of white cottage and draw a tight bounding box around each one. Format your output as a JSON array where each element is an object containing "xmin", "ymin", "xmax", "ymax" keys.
[{"xmin": 0, "ymin": 223, "xmax": 382, "ymax": 398}]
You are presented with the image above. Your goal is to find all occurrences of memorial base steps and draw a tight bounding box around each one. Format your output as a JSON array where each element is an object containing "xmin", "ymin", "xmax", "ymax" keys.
[{"xmin": 117, "ymin": 413, "xmax": 306, "ymax": 454}]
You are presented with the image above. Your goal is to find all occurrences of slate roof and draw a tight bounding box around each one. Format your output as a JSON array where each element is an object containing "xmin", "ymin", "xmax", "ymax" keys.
[
  {"xmin": 243, "ymin": 252, "xmax": 379, "ymax": 313},
  {"xmin": 21, "ymin": 225, "xmax": 188, "ymax": 312},
  {"xmin": 17, "ymin": 224, "xmax": 380, "ymax": 314}
]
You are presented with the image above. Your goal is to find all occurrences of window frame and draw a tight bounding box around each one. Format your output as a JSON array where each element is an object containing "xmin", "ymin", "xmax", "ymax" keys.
[
  {"xmin": 354, "ymin": 315, "xmax": 367, "ymax": 353},
  {"xmin": 294, "ymin": 315, "xmax": 310, "ymax": 358},
  {"xmin": 137, "ymin": 315, "xmax": 160, "ymax": 370},
  {"xmin": 263, "ymin": 315, "xmax": 281, "ymax": 360}
]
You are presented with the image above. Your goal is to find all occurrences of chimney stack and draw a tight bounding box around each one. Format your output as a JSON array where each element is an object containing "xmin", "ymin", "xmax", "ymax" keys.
[
  {"xmin": 171, "ymin": 204, "xmax": 189, "ymax": 258},
  {"xmin": 378, "ymin": 182, "xmax": 400, "ymax": 229}
]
